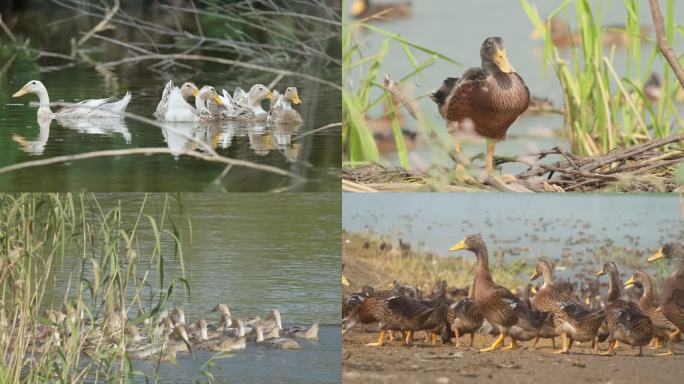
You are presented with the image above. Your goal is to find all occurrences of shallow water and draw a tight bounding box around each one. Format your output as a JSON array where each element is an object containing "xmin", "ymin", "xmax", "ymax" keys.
[
  {"xmin": 351, "ymin": 0, "xmax": 684, "ymax": 173},
  {"xmin": 46, "ymin": 193, "xmax": 341, "ymax": 382},
  {"xmin": 343, "ymin": 193, "xmax": 684, "ymax": 276},
  {"xmin": 0, "ymin": 3, "xmax": 341, "ymax": 191}
]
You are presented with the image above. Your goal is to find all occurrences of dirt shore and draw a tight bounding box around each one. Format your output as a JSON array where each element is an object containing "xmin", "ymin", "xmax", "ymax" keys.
[{"xmin": 343, "ymin": 329, "xmax": 684, "ymax": 384}]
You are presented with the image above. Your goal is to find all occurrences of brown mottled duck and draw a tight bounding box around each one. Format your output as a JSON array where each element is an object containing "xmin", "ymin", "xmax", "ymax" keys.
[
  {"xmin": 342, "ymin": 290, "xmax": 434, "ymax": 347},
  {"xmin": 530, "ymin": 259, "xmax": 605, "ymax": 354},
  {"xmin": 449, "ymin": 234, "xmax": 541, "ymax": 352},
  {"xmin": 431, "ymin": 37, "xmax": 530, "ymax": 173},
  {"xmin": 350, "ymin": 0, "xmax": 411, "ymax": 20},
  {"xmin": 647, "ymin": 243, "xmax": 684, "ymax": 355},
  {"xmin": 596, "ymin": 262, "xmax": 654, "ymax": 356},
  {"xmin": 448, "ymin": 297, "xmax": 484, "ymax": 348},
  {"xmin": 624, "ymin": 271, "xmax": 679, "ymax": 353}
]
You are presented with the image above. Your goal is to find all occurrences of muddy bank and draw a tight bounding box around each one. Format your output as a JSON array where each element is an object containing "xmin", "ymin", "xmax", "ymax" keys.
[{"xmin": 343, "ymin": 330, "xmax": 684, "ymax": 384}]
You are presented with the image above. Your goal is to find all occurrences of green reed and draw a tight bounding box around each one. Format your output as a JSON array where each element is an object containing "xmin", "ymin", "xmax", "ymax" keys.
[
  {"xmin": 522, "ymin": 0, "xmax": 681, "ymax": 156},
  {"xmin": 343, "ymin": 9, "xmax": 459, "ymax": 168},
  {"xmin": 0, "ymin": 193, "xmax": 189, "ymax": 383}
]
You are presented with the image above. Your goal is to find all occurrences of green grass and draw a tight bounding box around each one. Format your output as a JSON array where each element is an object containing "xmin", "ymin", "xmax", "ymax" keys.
[
  {"xmin": 521, "ymin": 0, "xmax": 682, "ymax": 157},
  {"xmin": 342, "ymin": 9, "xmax": 460, "ymax": 168},
  {"xmin": 0, "ymin": 193, "xmax": 193, "ymax": 383}
]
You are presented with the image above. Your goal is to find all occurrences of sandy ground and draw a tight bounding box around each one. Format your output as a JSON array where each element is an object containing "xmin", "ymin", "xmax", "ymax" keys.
[{"xmin": 343, "ymin": 329, "xmax": 684, "ymax": 384}]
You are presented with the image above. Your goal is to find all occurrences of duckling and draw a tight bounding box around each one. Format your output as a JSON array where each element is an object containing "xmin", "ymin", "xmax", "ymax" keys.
[
  {"xmin": 530, "ymin": 259, "xmax": 605, "ymax": 354},
  {"xmin": 624, "ymin": 272, "xmax": 678, "ymax": 351},
  {"xmin": 449, "ymin": 235, "xmax": 540, "ymax": 351},
  {"xmin": 170, "ymin": 307, "xmax": 186, "ymax": 326},
  {"xmin": 252, "ymin": 323, "xmax": 301, "ymax": 349},
  {"xmin": 12, "ymin": 80, "xmax": 131, "ymax": 119},
  {"xmin": 283, "ymin": 322, "xmax": 319, "ymax": 339},
  {"xmin": 596, "ymin": 262, "xmax": 654, "ymax": 356},
  {"xmin": 647, "ymin": 243, "xmax": 684, "ymax": 355},
  {"xmin": 211, "ymin": 304, "xmax": 232, "ymax": 331},
  {"xmin": 268, "ymin": 87, "xmax": 303, "ymax": 125}
]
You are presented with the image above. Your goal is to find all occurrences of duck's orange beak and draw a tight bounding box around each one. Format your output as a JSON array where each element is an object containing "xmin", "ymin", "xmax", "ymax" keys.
[
  {"xmin": 529, "ymin": 271, "xmax": 540, "ymax": 281},
  {"xmin": 213, "ymin": 95, "xmax": 224, "ymax": 106},
  {"xmin": 449, "ymin": 239, "xmax": 466, "ymax": 252},
  {"xmin": 265, "ymin": 90, "xmax": 273, "ymax": 100},
  {"xmin": 192, "ymin": 87, "xmax": 200, "ymax": 97},
  {"xmin": 624, "ymin": 276, "xmax": 636, "ymax": 288},
  {"xmin": 291, "ymin": 93, "xmax": 302, "ymax": 105},
  {"xmin": 647, "ymin": 247, "xmax": 665, "ymax": 262}
]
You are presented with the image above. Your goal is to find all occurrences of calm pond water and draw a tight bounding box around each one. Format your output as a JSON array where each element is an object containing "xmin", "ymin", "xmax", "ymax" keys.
[
  {"xmin": 0, "ymin": 2, "xmax": 341, "ymax": 192},
  {"xmin": 350, "ymin": 0, "xmax": 684, "ymax": 173},
  {"xmin": 343, "ymin": 193, "xmax": 684, "ymax": 278},
  {"xmin": 48, "ymin": 193, "xmax": 341, "ymax": 383}
]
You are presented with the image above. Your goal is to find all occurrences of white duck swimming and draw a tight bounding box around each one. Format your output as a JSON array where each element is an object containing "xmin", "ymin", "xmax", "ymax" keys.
[
  {"xmin": 195, "ymin": 86, "xmax": 225, "ymax": 121},
  {"xmin": 220, "ymin": 84, "xmax": 272, "ymax": 121},
  {"xmin": 154, "ymin": 80, "xmax": 199, "ymax": 122},
  {"xmin": 268, "ymin": 87, "xmax": 303, "ymax": 125},
  {"xmin": 12, "ymin": 80, "xmax": 131, "ymax": 119}
]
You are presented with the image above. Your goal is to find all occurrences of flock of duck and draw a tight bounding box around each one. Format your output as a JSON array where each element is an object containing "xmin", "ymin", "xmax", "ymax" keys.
[
  {"xmin": 11, "ymin": 79, "xmax": 303, "ymax": 124},
  {"xmin": 343, "ymin": 235, "xmax": 684, "ymax": 356},
  {"xmin": 25, "ymin": 304, "xmax": 319, "ymax": 362}
]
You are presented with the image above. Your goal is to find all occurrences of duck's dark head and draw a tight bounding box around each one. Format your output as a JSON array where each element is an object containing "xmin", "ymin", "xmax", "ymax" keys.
[
  {"xmin": 596, "ymin": 261, "xmax": 619, "ymax": 277},
  {"xmin": 529, "ymin": 259, "xmax": 553, "ymax": 282},
  {"xmin": 449, "ymin": 234, "xmax": 485, "ymax": 253},
  {"xmin": 649, "ymin": 243, "xmax": 684, "ymax": 262},
  {"xmin": 649, "ymin": 243, "xmax": 684, "ymax": 272},
  {"xmin": 449, "ymin": 234, "xmax": 489, "ymax": 267},
  {"xmin": 480, "ymin": 37, "xmax": 514, "ymax": 74}
]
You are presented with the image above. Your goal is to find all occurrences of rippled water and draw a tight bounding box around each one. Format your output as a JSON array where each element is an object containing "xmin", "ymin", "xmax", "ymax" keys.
[
  {"xmin": 0, "ymin": 3, "xmax": 341, "ymax": 191},
  {"xmin": 47, "ymin": 193, "xmax": 341, "ymax": 383}
]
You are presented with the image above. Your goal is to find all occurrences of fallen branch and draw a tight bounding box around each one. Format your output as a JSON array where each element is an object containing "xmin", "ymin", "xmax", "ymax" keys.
[{"xmin": 0, "ymin": 148, "xmax": 303, "ymax": 180}]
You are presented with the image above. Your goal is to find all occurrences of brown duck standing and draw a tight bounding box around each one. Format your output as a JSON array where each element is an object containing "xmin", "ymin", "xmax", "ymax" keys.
[
  {"xmin": 449, "ymin": 234, "xmax": 540, "ymax": 352},
  {"xmin": 596, "ymin": 262, "xmax": 654, "ymax": 356},
  {"xmin": 530, "ymin": 259, "xmax": 605, "ymax": 354},
  {"xmin": 431, "ymin": 37, "xmax": 530, "ymax": 173},
  {"xmin": 624, "ymin": 271, "xmax": 679, "ymax": 353},
  {"xmin": 647, "ymin": 243, "xmax": 684, "ymax": 355},
  {"xmin": 342, "ymin": 290, "xmax": 434, "ymax": 347}
]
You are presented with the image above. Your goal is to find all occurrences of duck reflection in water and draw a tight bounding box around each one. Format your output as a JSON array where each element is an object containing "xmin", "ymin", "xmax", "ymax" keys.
[
  {"xmin": 272, "ymin": 122, "xmax": 302, "ymax": 162},
  {"xmin": 13, "ymin": 115, "xmax": 52, "ymax": 156},
  {"xmin": 57, "ymin": 115, "xmax": 132, "ymax": 144}
]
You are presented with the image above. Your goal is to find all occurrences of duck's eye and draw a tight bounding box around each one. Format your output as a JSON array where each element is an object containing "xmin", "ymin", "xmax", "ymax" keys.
[{"xmin": 31, "ymin": 81, "xmax": 36, "ymax": 85}]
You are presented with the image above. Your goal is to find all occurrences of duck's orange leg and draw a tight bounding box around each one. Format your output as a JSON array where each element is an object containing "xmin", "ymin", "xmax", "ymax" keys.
[
  {"xmin": 404, "ymin": 330, "xmax": 414, "ymax": 346},
  {"xmin": 599, "ymin": 339, "xmax": 617, "ymax": 356},
  {"xmin": 469, "ymin": 333, "xmax": 475, "ymax": 347},
  {"xmin": 480, "ymin": 333, "xmax": 505, "ymax": 352},
  {"xmin": 554, "ymin": 332, "xmax": 569, "ymax": 354},
  {"xmin": 365, "ymin": 330, "xmax": 386, "ymax": 347},
  {"xmin": 485, "ymin": 140, "xmax": 496, "ymax": 174}
]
